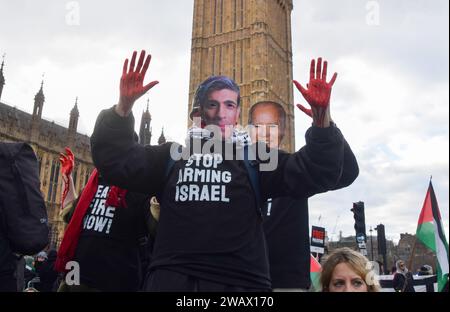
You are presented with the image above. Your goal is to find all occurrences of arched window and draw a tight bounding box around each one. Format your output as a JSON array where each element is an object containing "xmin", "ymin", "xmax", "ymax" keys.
[
  {"xmin": 47, "ymin": 159, "xmax": 60, "ymax": 203},
  {"xmin": 73, "ymin": 162, "xmax": 79, "ymax": 190},
  {"xmin": 37, "ymin": 153, "xmax": 43, "ymax": 178},
  {"xmin": 84, "ymin": 168, "xmax": 90, "ymax": 186}
]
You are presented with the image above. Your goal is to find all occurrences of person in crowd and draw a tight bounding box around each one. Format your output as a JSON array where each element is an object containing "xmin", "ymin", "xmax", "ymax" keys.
[
  {"xmin": 91, "ymin": 50, "xmax": 356, "ymax": 291},
  {"xmin": 23, "ymin": 255, "xmax": 37, "ymax": 290},
  {"xmin": 56, "ymin": 147, "xmax": 158, "ymax": 291},
  {"xmin": 393, "ymin": 260, "xmax": 416, "ymax": 292},
  {"xmin": 320, "ymin": 247, "xmax": 380, "ymax": 292},
  {"xmin": 248, "ymin": 101, "xmax": 358, "ymax": 291},
  {"xmin": 417, "ymin": 264, "xmax": 433, "ymax": 276},
  {"xmin": 34, "ymin": 249, "xmax": 58, "ymax": 292},
  {"xmin": 1, "ymin": 142, "xmax": 48, "ymax": 291}
]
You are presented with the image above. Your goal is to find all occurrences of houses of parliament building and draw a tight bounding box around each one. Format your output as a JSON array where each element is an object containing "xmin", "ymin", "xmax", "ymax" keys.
[{"xmin": 0, "ymin": 58, "xmax": 165, "ymax": 248}]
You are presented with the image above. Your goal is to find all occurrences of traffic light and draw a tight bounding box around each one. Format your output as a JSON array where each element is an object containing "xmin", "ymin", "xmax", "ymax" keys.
[
  {"xmin": 376, "ymin": 224, "xmax": 387, "ymax": 255},
  {"xmin": 351, "ymin": 201, "xmax": 366, "ymax": 236}
]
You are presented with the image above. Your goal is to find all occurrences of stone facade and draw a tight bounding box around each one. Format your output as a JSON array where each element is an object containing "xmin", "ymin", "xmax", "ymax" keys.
[
  {"xmin": 393, "ymin": 233, "xmax": 437, "ymax": 274},
  {"xmin": 1, "ymin": 78, "xmax": 156, "ymax": 249},
  {"xmin": 328, "ymin": 234, "xmax": 396, "ymax": 274},
  {"xmin": 327, "ymin": 233, "xmax": 437, "ymax": 274}
]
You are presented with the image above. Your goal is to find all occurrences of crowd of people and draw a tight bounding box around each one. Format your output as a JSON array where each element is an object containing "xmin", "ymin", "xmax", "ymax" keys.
[{"xmin": 0, "ymin": 50, "xmax": 443, "ymax": 293}]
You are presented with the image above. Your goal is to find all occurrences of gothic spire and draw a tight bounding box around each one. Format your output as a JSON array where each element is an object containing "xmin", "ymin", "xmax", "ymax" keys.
[
  {"xmin": 158, "ymin": 127, "xmax": 166, "ymax": 145},
  {"xmin": 0, "ymin": 54, "xmax": 6, "ymax": 101},
  {"xmin": 33, "ymin": 74, "xmax": 45, "ymax": 118},
  {"xmin": 139, "ymin": 99, "xmax": 152, "ymax": 145},
  {"xmin": 69, "ymin": 97, "xmax": 79, "ymax": 134}
]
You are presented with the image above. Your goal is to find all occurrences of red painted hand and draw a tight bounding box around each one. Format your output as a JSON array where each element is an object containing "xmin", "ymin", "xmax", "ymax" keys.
[
  {"xmin": 59, "ymin": 147, "xmax": 74, "ymax": 176},
  {"xmin": 296, "ymin": 103, "xmax": 312, "ymax": 118},
  {"xmin": 293, "ymin": 58, "xmax": 337, "ymax": 127},
  {"xmin": 117, "ymin": 50, "xmax": 159, "ymax": 116}
]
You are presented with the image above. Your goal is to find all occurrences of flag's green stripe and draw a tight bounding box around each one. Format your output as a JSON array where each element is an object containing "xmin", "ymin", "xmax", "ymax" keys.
[{"xmin": 416, "ymin": 221, "xmax": 436, "ymax": 251}]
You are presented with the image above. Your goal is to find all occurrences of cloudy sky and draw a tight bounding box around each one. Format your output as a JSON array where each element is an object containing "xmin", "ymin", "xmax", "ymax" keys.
[{"xmin": 1, "ymin": 0, "xmax": 448, "ymax": 244}]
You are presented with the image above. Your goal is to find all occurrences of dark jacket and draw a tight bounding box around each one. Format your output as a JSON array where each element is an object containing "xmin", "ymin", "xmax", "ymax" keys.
[
  {"xmin": 393, "ymin": 272, "xmax": 416, "ymax": 292},
  {"xmin": 35, "ymin": 250, "xmax": 58, "ymax": 292},
  {"xmin": 263, "ymin": 141, "xmax": 358, "ymax": 289},
  {"xmin": 0, "ymin": 201, "xmax": 17, "ymax": 292},
  {"xmin": 91, "ymin": 107, "xmax": 353, "ymax": 290},
  {"xmin": 263, "ymin": 197, "xmax": 311, "ymax": 289},
  {"xmin": 0, "ymin": 232, "xmax": 17, "ymax": 292}
]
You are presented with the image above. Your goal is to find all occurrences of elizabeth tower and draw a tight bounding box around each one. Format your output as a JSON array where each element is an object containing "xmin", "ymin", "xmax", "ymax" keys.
[{"xmin": 188, "ymin": 0, "xmax": 295, "ymax": 152}]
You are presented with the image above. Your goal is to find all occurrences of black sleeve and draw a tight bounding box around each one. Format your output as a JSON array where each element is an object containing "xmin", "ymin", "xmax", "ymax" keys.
[
  {"xmin": 332, "ymin": 139, "xmax": 359, "ymax": 190},
  {"xmin": 90, "ymin": 107, "xmax": 172, "ymax": 194},
  {"xmin": 260, "ymin": 125, "xmax": 355, "ymax": 200}
]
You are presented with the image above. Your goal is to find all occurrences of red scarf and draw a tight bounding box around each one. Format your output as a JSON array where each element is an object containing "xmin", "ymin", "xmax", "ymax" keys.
[{"xmin": 55, "ymin": 169, "xmax": 99, "ymax": 272}]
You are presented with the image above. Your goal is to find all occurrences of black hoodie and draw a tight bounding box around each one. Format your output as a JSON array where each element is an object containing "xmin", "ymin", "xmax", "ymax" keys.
[
  {"xmin": 35, "ymin": 249, "xmax": 58, "ymax": 292},
  {"xmin": 263, "ymin": 141, "xmax": 358, "ymax": 289}
]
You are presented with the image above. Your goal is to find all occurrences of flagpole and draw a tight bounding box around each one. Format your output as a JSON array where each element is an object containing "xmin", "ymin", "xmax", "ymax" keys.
[
  {"xmin": 408, "ymin": 176, "xmax": 433, "ymax": 270},
  {"xmin": 410, "ymin": 175, "xmax": 434, "ymax": 271},
  {"xmin": 407, "ymin": 177, "xmax": 430, "ymax": 272},
  {"xmin": 409, "ymin": 176, "xmax": 434, "ymax": 271}
]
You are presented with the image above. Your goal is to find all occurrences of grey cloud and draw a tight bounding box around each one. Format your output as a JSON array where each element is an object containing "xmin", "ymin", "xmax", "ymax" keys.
[{"xmin": 293, "ymin": 0, "xmax": 449, "ymax": 82}]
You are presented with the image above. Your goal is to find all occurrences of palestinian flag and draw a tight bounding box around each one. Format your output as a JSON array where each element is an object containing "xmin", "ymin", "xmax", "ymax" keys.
[
  {"xmin": 310, "ymin": 254, "xmax": 322, "ymax": 291},
  {"xmin": 416, "ymin": 181, "xmax": 449, "ymax": 292}
]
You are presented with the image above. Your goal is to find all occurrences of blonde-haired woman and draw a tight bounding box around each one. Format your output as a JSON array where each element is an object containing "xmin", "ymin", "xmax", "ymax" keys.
[{"xmin": 320, "ymin": 247, "xmax": 380, "ymax": 292}]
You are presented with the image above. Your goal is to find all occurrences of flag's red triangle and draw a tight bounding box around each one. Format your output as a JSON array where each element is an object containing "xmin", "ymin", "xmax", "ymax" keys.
[
  {"xmin": 418, "ymin": 183, "xmax": 434, "ymax": 225},
  {"xmin": 310, "ymin": 254, "xmax": 321, "ymax": 273}
]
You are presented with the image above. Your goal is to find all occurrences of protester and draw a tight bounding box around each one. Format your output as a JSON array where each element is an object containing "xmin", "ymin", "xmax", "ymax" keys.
[
  {"xmin": 393, "ymin": 260, "xmax": 416, "ymax": 292},
  {"xmin": 320, "ymin": 247, "xmax": 380, "ymax": 292},
  {"xmin": 23, "ymin": 255, "xmax": 37, "ymax": 290},
  {"xmin": 248, "ymin": 101, "xmax": 358, "ymax": 291},
  {"xmin": 56, "ymin": 147, "xmax": 157, "ymax": 291},
  {"xmin": 0, "ymin": 142, "xmax": 48, "ymax": 292},
  {"xmin": 417, "ymin": 264, "xmax": 433, "ymax": 276},
  {"xmin": 34, "ymin": 249, "xmax": 58, "ymax": 292},
  {"xmin": 91, "ymin": 50, "xmax": 355, "ymax": 291}
]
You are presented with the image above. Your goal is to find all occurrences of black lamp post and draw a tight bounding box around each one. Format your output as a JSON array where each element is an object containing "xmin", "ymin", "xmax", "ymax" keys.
[{"xmin": 370, "ymin": 226, "xmax": 374, "ymax": 261}]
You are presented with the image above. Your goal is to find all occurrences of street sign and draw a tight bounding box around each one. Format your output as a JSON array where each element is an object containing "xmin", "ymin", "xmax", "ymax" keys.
[
  {"xmin": 311, "ymin": 226, "xmax": 326, "ymax": 255},
  {"xmin": 356, "ymin": 234, "xmax": 366, "ymax": 244},
  {"xmin": 311, "ymin": 246, "xmax": 325, "ymax": 254}
]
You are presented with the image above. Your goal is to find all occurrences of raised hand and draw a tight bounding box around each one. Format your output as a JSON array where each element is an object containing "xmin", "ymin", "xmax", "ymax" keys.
[
  {"xmin": 293, "ymin": 58, "xmax": 337, "ymax": 127},
  {"xmin": 117, "ymin": 50, "xmax": 159, "ymax": 116},
  {"xmin": 296, "ymin": 103, "xmax": 336, "ymax": 127},
  {"xmin": 59, "ymin": 147, "xmax": 75, "ymax": 176},
  {"xmin": 59, "ymin": 147, "xmax": 77, "ymax": 211},
  {"xmin": 296, "ymin": 103, "xmax": 312, "ymax": 118}
]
